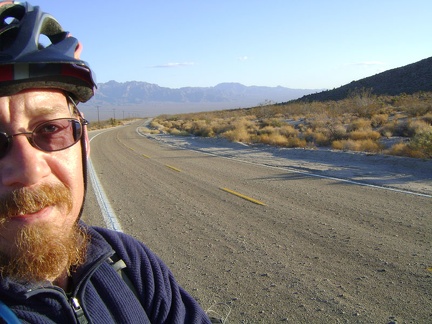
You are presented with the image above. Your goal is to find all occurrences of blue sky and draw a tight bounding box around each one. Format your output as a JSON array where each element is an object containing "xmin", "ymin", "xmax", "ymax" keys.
[{"xmin": 35, "ymin": 0, "xmax": 432, "ymax": 90}]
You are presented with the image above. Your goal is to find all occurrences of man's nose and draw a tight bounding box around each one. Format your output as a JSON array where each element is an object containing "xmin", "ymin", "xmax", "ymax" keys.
[{"xmin": 1, "ymin": 135, "xmax": 50, "ymax": 187}]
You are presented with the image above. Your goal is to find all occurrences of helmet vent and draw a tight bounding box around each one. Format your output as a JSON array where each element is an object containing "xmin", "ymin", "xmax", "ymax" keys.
[
  {"xmin": 4, "ymin": 16, "xmax": 15, "ymax": 25},
  {"xmin": 0, "ymin": 4, "xmax": 25, "ymax": 28},
  {"xmin": 0, "ymin": 4, "xmax": 25, "ymax": 51},
  {"xmin": 38, "ymin": 34, "xmax": 51, "ymax": 49}
]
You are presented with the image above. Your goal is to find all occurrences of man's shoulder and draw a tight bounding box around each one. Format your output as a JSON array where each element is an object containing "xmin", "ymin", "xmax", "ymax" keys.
[
  {"xmin": 83, "ymin": 223, "xmax": 160, "ymax": 266},
  {"xmin": 85, "ymin": 224, "xmax": 138, "ymax": 249}
]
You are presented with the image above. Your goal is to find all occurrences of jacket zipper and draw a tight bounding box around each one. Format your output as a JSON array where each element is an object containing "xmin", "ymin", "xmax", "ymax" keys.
[
  {"xmin": 68, "ymin": 250, "xmax": 115, "ymax": 324},
  {"xmin": 70, "ymin": 297, "xmax": 89, "ymax": 324}
]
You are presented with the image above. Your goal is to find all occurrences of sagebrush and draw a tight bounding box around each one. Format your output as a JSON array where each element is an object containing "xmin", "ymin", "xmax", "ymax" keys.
[{"xmin": 151, "ymin": 90, "xmax": 432, "ymax": 159}]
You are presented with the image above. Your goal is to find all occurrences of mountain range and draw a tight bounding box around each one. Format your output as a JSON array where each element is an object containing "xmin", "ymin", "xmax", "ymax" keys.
[
  {"xmin": 90, "ymin": 81, "xmax": 320, "ymax": 106},
  {"xmin": 81, "ymin": 81, "xmax": 322, "ymax": 120}
]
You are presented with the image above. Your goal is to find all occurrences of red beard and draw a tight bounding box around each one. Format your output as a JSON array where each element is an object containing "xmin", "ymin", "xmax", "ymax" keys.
[{"xmin": 0, "ymin": 184, "xmax": 88, "ymax": 283}]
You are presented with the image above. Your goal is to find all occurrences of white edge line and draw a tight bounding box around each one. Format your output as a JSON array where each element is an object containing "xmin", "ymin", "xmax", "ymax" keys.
[{"xmin": 88, "ymin": 132, "xmax": 123, "ymax": 232}]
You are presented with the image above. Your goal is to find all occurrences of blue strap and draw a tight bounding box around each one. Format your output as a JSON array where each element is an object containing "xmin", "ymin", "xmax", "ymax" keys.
[{"xmin": 0, "ymin": 300, "xmax": 20, "ymax": 324}]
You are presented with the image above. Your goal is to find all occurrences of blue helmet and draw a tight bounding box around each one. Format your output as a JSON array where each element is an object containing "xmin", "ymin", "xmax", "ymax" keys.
[{"xmin": 0, "ymin": 1, "xmax": 96, "ymax": 102}]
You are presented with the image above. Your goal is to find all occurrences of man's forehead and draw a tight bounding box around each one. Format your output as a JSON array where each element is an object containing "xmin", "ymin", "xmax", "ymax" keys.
[{"xmin": 1, "ymin": 89, "xmax": 71, "ymax": 116}]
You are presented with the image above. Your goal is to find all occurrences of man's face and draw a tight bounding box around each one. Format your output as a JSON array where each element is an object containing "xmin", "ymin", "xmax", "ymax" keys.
[{"xmin": 0, "ymin": 89, "xmax": 87, "ymax": 257}]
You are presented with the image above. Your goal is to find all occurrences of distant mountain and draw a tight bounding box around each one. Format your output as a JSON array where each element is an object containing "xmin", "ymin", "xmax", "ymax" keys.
[
  {"xmin": 295, "ymin": 56, "xmax": 432, "ymax": 102},
  {"xmin": 88, "ymin": 81, "xmax": 321, "ymax": 107}
]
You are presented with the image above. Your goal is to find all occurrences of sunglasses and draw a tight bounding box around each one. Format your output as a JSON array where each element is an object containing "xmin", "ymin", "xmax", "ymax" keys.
[{"xmin": 0, "ymin": 117, "xmax": 89, "ymax": 159}]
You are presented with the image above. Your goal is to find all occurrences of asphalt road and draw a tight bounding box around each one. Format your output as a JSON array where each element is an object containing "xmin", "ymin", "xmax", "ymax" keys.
[{"xmin": 83, "ymin": 120, "xmax": 432, "ymax": 323}]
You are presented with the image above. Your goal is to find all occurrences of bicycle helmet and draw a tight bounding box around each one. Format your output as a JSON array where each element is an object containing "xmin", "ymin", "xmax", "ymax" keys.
[{"xmin": 0, "ymin": 1, "xmax": 96, "ymax": 102}]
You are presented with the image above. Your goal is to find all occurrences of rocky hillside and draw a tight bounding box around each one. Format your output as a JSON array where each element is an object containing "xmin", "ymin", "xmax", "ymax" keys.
[{"xmin": 296, "ymin": 56, "xmax": 432, "ymax": 102}]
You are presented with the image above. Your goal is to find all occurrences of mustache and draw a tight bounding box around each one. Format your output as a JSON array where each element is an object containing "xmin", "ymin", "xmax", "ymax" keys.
[{"xmin": 0, "ymin": 184, "xmax": 73, "ymax": 219}]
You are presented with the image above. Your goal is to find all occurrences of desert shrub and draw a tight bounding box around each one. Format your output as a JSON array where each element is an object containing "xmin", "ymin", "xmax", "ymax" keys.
[
  {"xmin": 286, "ymin": 137, "xmax": 307, "ymax": 148},
  {"xmin": 210, "ymin": 118, "xmax": 234, "ymax": 135},
  {"xmin": 302, "ymin": 128, "xmax": 315, "ymax": 143},
  {"xmin": 279, "ymin": 125, "xmax": 299, "ymax": 137},
  {"xmin": 149, "ymin": 120, "xmax": 166, "ymax": 132},
  {"xmin": 331, "ymin": 140, "xmax": 344, "ymax": 150},
  {"xmin": 385, "ymin": 142, "xmax": 424, "ymax": 158},
  {"xmin": 180, "ymin": 120, "xmax": 193, "ymax": 133},
  {"xmin": 381, "ymin": 130, "xmax": 393, "ymax": 138},
  {"xmin": 137, "ymin": 127, "xmax": 160, "ymax": 134},
  {"xmin": 261, "ymin": 118, "xmax": 285, "ymax": 127},
  {"xmin": 296, "ymin": 123, "xmax": 307, "ymax": 132},
  {"xmin": 394, "ymin": 119, "xmax": 431, "ymax": 137},
  {"xmin": 358, "ymin": 139, "xmax": 383, "ymax": 152},
  {"xmin": 258, "ymin": 133, "xmax": 289, "ymax": 146},
  {"xmin": 187, "ymin": 120, "xmax": 213, "ymax": 137},
  {"xmin": 222, "ymin": 126, "xmax": 251, "ymax": 142},
  {"xmin": 349, "ymin": 130, "xmax": 381, "ymax": 141},
  {"xmin": 393, "ymin": 120, "xmax": 410, "ymax": 137},
  {"xmin": 258, "ymin": 125, "xmax": 277, "ymax": 135},
  {"xmin": 421, "ymin": 113, "xmax": 432, "ymax": 125},
  {"xmin": 332, "ymin": 139, "xmax": 381, "ymax": 153},
  {"xmin": 408, "ymin": 131, "xmax": 432, "ymax": 158},
  {"xmin": 371, "ymin": 114, "xmax": 389, "ymax": 127},
  {"xmin": 168, "ymin": 128, "xmax": 190, "ymax": 136},
  {"xmin": 151, "ymin": 91, "xmax": 432, "ymax": 158},
  {"xmin": 379, "ymin": 120, "xmax": 398, "ymax": 137},
  {"xmin": 402, "ymin": 101, "xmax": 432, "ymax": 117},
  {"xmin": 328, "ymin": 124, "xmax": 347, "ymax": 140},
  {"xmin": 332, "ymin": 139, "xmax": 360, "ymax": 151},
  {"xmin": 312, "ymin": 132, "xmax": 331, "ymax": 146},
  {"xmin": 345, "ymin": 88, "xmax": 383, "ymax": 117},
  {"xmin": 308, "ymin": 113, "xmax": 331, "ymax": 130},
  {"xmin": 346, "ymin": 118, "xmax": 371, "ymax": 132},
  {"xmin": 252, "ymin": 129, "xmax": 306, "ymax": 147},
  {"xmin": 161, "ymin": 121, "xmax": 173, "ymax": 128},
  {"xmin": 409, "ymin": 120, "xmax": 432, "ymax": 135},
  {"xmin": 301, "ymin": 126, "xmax": 332, "ymax": 146}
]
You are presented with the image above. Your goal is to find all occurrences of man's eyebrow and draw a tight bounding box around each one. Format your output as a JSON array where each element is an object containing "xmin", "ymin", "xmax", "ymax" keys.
[{"xmin": 31, "ymin": 105, "xmax": 72, "ymax": 116}]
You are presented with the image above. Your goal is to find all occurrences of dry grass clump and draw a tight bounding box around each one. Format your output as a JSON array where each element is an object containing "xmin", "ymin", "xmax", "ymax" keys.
[
  {"xmin": 385, "ymin": 142, "xmax": 425, "ymax": 159},
  {"xmin": 151, "ymin": 90, "xmax": 432, "ymax": 158},
  {"xmin": 422, "ymin": 112, "xmax": 432, "ymax": 125},
  {"xmin": 346, "ymin": 118, "xmax": 371, "ymax": 132},
  {"xmin": 332, "ymin": 139, "xmax": 382, "ymax": 153},
  {"xmin": 371, "ymin": 114, "xmax": 389, "ymax": 127},
  {"xmin": 168, "ymin": 128, "xmax": 190, "ymax": 136},
  {"xmin": 348, "ymin": 130, "xmax": 381, "ymax": 141},
  {"xmin": 258, "ymin": 133, "xmax": 289, "ymax": 146},
  {"xmin": 222, "ymin": 125, "xmax": 251, "ymax": 142},
  {"xmin": 303, "ymin": 128, "xmax": 331, "ymax": 146}
]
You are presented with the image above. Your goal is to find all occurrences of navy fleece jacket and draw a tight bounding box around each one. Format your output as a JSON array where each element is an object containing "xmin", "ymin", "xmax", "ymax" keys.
[{"xmin": 0, "ymin": 223, "xmax": 211, "ymax": 323}]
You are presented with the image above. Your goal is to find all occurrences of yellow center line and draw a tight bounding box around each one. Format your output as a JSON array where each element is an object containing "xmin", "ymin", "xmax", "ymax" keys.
[
  {"xmin": 220, "ymin": 187, "xmax": 266, "ymax": 206},
  {"xmin": 165, "ymin": 165, "xmax": 182, "ymax": 172},
  {"xmin": 142, "ymin": 154, "xmax": 151, "ymax": 158}
]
